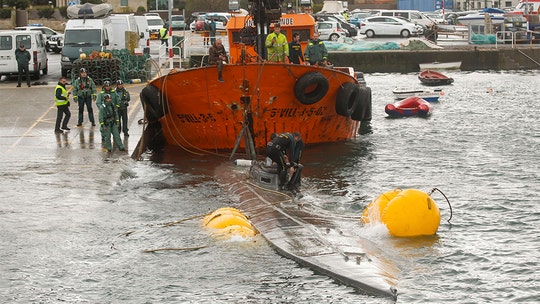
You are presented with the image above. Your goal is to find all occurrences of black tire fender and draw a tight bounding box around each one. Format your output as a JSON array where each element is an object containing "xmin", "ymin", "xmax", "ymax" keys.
[
  {"xmin": 294, "ymin": 72, "xmax": 329, "ymax": 105},
  {"xmin": 140, "ymin": 85, "xmax": 165, "ymax": 122},
  {"xmin": 351, "ymin": 86, "xmax": 372, "ymax": 121},
  {"xmin": 335, "ymin": 82, "xmax": 360, "ymax": 117}
]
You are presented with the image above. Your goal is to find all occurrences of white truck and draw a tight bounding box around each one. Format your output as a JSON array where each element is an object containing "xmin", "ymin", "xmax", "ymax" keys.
[{"xmin": 61, "ymin": 3, "xmax": 120, "ymax": 77}]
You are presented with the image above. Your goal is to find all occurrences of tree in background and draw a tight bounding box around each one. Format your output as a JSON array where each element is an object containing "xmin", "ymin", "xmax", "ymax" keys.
[{"xmin": 6, "ymin": 0, "xmax": 30, "ymax": 9}]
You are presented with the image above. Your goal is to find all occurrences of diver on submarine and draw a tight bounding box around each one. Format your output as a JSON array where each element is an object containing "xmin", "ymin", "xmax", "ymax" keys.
[{"xmin": 266, "ymin": 132, "xmax": 304, "ymax": 192}]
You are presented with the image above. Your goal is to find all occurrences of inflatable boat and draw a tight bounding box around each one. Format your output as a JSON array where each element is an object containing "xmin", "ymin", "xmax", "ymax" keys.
[
  {"xmin": 67, "ymin": 3, "xmax": 112, "ymax": 19},
  {"xmin": 385, "ymin": 96, "xmax": 433, "ymax": 117}
]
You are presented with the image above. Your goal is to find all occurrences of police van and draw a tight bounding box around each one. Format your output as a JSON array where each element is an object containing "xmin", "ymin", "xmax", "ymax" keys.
[{"xmin": 0, "ymin": 30, "xmax": 48, "ymax": 79}]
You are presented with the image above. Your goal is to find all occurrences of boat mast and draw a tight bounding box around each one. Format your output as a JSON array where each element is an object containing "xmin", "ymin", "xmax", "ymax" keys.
[{"xmin": 234, "ymin": 0, "xmax": 284, "ymax": 160}]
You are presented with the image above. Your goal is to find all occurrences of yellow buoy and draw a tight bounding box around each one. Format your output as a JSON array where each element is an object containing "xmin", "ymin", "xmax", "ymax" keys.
[
  {"xmin": 79, "ymin": 53, "xmax": 86, "ymax": 60},
  {"xmin": 361, "ymin": 188, "xmax": 401, "ymax": 224},
  {"xmin": 362, "ymin": 189, "xmax": 440, "ymax": 237},
  {"xmin": 203, "ymin": 207, "xmax": 257, "ymax": 238}
]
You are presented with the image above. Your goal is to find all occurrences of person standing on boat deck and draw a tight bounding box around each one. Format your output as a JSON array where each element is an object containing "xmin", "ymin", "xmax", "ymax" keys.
[
  {"xmin": 288, "ymin": 33, "xmax": 304, "ymax": 64},
  {"xmin": 266, "ymin": 132, "xmax": 304, "ymax": 190},
  {"xmin": 159, "ymin": 24, "xmax": 169, "ymax": 53},
  {"xmin": 72, "ymin": 68, "xmax": 97, "ymax": 127},
  {"xmin": 203, "ymin": 19, "xmax": 211, "ymax": 45},
  {"xmin": 304, "ymin": 32, "xmax": 328, "ymax": 66},
  {"xmin": 208, "ymin": 38, "xmax": 227, "ymax": 82},
  {"xmin": 115, "ymin": 80, "xmax": 130, "ymax": 136},
  {"xmin": 209, "ymin": 18, "xmax": 217, "ymax": 45},
  {"xmin": 265, "ymin": 23, "xmax": 289, "ymax": 63},
  {"xmin": 54, "ymin": 76, "xmax": 71, "ymax": 134},
  {"xmin": 99, "ymin": 94, "xmax": 126, "ymax": 153},
  {"xmin": 15, "ymin": 44, "xmax": 31, "ymax": 87}
]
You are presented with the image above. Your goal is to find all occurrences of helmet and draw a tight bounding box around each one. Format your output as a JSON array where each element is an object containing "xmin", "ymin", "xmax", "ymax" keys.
[
  {"xmin": 116, "ymin": 79, "xmax": 124, "ymax": 85},
  {"xmin": 80, "ymin": 68, "xmax": 87, "ymax": 73},
  {"xmin": 103, "ymin": 80, "xmax": 111, "ymax": 86},
  {"xmin": 104, "ymin": 94, "xmax": 111, "ymax": 99}
]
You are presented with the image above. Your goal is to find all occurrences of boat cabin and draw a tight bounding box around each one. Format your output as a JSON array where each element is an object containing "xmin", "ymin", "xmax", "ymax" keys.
[
  {"xmin": 226, "ymin": 13, "xmax": 316, "ymax": 64},
  {"xmin": 512, "ymin": 0, "xmax": 540, "ymax": 14}
]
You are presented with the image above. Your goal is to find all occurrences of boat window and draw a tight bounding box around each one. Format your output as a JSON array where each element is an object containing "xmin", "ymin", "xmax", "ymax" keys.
[{"xmin": 294, "ymin": 29, "xmax": 311, "ymax": 42}]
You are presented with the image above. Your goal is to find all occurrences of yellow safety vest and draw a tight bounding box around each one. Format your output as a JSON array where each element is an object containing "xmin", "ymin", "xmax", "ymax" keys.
[
  {"xmin": 159, "ymin": 27, "xmax": 168, "ymax": 40},
  {"xmin": 55, "ymin": 85, "xmax": 68, "ymax": 106}
]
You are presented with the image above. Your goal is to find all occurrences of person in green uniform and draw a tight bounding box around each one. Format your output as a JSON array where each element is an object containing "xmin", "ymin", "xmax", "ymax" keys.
[
  {"xmin": 114, "ymin": 80, "xmax": 130, "ymax": 136},
  {"xmin": 72, "ymin": 68, "xmax": 97, "ymax": 126},
  {"xmin": 304, "ymin": 32, "xmax": 328, "ymax": 66},
  {"xmin": 98, "ymin": 94, "xmax": 126, "ymax": 153},
  {"xmin": 96, "ymin": 80, "xmax": 117, "ymax": 109},
  {"xmin": 15, "ymin": 44, "xmax": 31, "ymax": 87}
]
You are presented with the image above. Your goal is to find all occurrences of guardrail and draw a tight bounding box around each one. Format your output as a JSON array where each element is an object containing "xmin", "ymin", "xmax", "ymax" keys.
[{"xmin": 495, "ymin": 30, "xmax": 538, "ymax": 49}]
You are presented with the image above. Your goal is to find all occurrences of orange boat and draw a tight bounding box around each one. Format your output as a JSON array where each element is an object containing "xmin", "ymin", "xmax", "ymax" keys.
[{"xmin": 140, "ymin": 1, "xmax": 372, "ymax": 158}]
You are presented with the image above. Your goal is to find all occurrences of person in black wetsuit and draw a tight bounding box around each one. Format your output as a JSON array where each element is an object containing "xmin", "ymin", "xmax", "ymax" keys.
[{"xmin": 266, "ymin": 132, "xmax": 304, "ymax": 191}]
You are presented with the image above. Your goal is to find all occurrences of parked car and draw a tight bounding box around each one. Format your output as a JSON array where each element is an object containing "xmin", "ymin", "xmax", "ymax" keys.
[
  {"xmin": 423, "ymin": 12, "xmax": 446, "ymax": 24},
  {"xmin": 316, "ymin": 21, "xmax": 346, "ymax": 41},
  {"xmin": 372, "ymin": 9, "xmax": 436, "ymax": 29},
  {"xmin": 190, "ymin": 14, "xmax": 206, "ymax": 31},
  {"xmin": 145, "ymin": 15, "xmax": 164, "ymax": 39},
  {"xmin": 171, "ymin": 15, "xmax": 186, "ymax": 30},
  {"xmin": 14, "ymin": 25, "xmax": 63, "ymax": 53},
  {"xmin": 313, "ymin": 13, "xmax": 358, "ymax": 37},
  {"xmin": 204, "ymin": 12, "xmax": 231, "ymax": 31},
  {"xmin": 349, "ymin": 11, "xmax": 373, "ymax": 28},
  {"xmin": 360, "ymin": 16, "xmax": 422, "ymax": 38}
]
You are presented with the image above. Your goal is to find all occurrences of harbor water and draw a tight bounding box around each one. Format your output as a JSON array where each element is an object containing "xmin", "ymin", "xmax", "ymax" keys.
[{"xmin": 1, "ymin": 71, "xmax": 538, "ymax": 303}]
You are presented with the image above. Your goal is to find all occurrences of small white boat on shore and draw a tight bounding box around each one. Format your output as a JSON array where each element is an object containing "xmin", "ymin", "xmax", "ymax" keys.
[
  {"xmin": 392, "ymin": 87, "xmax": 443, "ymax": 102},
  {"xmin": 419, "ymin": 61, "xmax": 462, "ymax": 70},
  {"xmin": 456, "ymin": 13, "xmax": 504, "ymax": 26}
]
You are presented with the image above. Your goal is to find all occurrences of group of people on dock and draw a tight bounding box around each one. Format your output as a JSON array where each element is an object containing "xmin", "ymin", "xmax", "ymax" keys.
[{"xmin": 54, "ymin": 68, "xmax": 131, "ymax": 153}]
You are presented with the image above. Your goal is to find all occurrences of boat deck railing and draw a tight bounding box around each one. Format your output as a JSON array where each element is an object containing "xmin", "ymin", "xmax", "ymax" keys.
[{"xmin": 157, "ymin": 32, "xmax": 231, "ymax": 69}]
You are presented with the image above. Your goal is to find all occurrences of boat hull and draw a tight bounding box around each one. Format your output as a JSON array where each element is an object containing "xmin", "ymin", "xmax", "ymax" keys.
[
  {"xmin": 219, "ymin": 162, "xmax": 398, "ymax": 299},
  {"xmin": 145, "ymin": 64, "xmax": 371, "ymax": 153},
  {"xmin": 392, "ymin": 88, "xmax": 442, "ymax": 102},
  {"xmin": 419, "ymin": 61, "xmax": 461, "ymax": 70},
  {"xmin": 418, "ymin": 70, "xmax": 454, "ymax": 86},
  {"xmin": 457, "ymin": 14, "xmax": 504, "ymax": 26}
]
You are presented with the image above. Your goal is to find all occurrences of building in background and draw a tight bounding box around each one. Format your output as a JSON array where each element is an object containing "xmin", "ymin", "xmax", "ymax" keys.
[{"xmin": 56, "ymin": 0, "xmax": 147, "ymax": 13}]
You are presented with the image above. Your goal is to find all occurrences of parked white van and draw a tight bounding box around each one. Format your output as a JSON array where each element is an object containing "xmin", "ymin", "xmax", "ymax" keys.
[
  {"xmin": 60, "ymin": 17, "xmax": 113, "ymax": 77},
  {"xmin": 110, "ymin": 14, "xmax": 140, "ymax": 50},
  {"xmin": 134, "ymin": 15, "xmax": 150, "ymax": 52},
  {"xmin": 374, "ymin": 10, "xmax": 435, "ymax": 29},
  {"xmin": 0, "ymin": 30, "xmax": 48, "ymax": 79}
]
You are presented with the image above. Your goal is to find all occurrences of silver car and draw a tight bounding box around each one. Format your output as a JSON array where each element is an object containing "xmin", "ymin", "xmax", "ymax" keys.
[
  {"xmin": 316, "ymin": 21, "xmax": 347, "ymax": 41},
  {"xmin": 360, "ymin": 16, "xmax": 422, "ymax": 38}
]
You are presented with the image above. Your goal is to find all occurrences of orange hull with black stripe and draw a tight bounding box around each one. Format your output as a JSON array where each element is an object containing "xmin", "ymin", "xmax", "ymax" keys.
[{"xmin": 148, "ymin": 63, "xmax": 367, "ymax": 153}]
